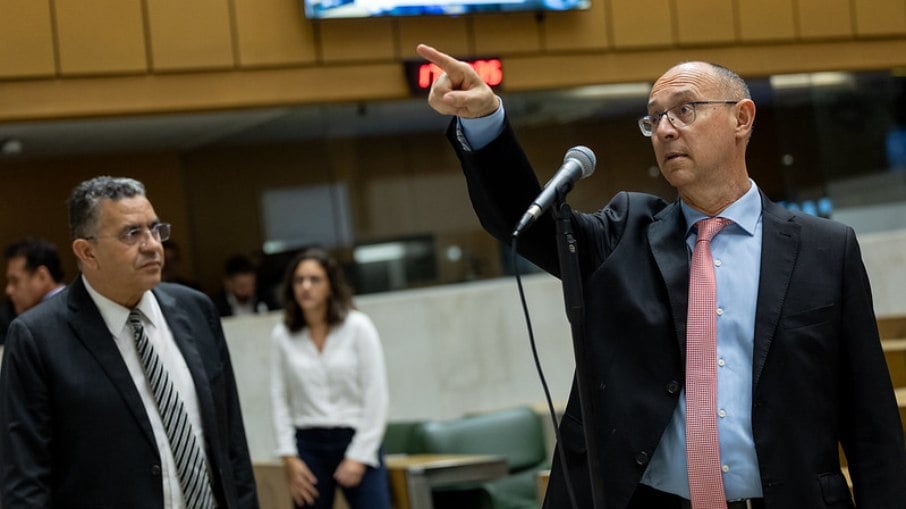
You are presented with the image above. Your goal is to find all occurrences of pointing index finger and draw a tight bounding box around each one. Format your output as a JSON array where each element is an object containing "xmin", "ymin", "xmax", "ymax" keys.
[{"xmin": 416, "ymin": 44, "xmax": 461, "ymax": 74}]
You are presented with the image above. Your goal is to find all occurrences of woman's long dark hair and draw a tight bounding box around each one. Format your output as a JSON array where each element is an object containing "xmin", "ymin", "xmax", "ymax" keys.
[{"xmin": 281, "ymin": 247, "xmax": 354, "ymax": 333}]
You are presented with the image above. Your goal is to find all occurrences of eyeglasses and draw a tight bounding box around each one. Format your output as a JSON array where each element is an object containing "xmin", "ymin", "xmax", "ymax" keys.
[
  {"xmin": 638, "ymin": 100, "xmax": 739, "ymax": 137},
  {"xmin": 87, "ymin": 223, "xmax": 171, "ymax": 246}
]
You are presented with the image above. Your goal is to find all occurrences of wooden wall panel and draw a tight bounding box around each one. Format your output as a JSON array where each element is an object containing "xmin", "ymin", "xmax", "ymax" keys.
[
  {"xmin": 0, "ymin": 154, "xmax": 188, "ymax": 286},
  {"xmin": 610, "ymin": 0, "xmax": 673, "ymax": 49},
  {"xmin": 853, "ymin": 0, "xmax": 906, "ymax": 36},
  {"xmin": 737, "ymin": 0, "xmax": 795, "ymax": 42},
  {"xmin": 472, "ymin": 13, "xmax": 543, "ymax": 54},
  {"xmin": 797, "ymin": 0, "xmax": 853, "ymax": 40},
  {"xmin": 397, "ymin": 16, "xmax": 470, "ymax": 59},
  {"xmin": 318, "ymin": 19, "xmax": 396, "ymax": 62},
  {"xmin": 146, "ymin": 0, "xmax": 234, "ymax": 71},
  {"xmin": 675, "ymin": 0, "xmax": 735, "ymax": 46},
  {"xmin": 55, "ymin": 0, "xmax": 147, "ymax": 75},
  {"xmin": 544, "ymin": 2, "xmax": 609, "ymax": 51},
  {"xmin": 0, "ymin": 0, "xmax": 55, "ymax": 78},
  {"xmin": 234, "ymin": 0, "xmax": 317, "ymax": 66}
]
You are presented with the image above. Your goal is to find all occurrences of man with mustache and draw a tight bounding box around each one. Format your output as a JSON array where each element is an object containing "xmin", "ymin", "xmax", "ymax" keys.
[{"xmin": 0, "ymin": 176, "xmax": 258, "ymax": 508}]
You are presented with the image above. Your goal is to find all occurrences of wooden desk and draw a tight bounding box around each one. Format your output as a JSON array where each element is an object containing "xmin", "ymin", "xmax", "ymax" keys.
[{"xmin": 386, "ymin": 454, "xmax": 509, "ymax": 509}]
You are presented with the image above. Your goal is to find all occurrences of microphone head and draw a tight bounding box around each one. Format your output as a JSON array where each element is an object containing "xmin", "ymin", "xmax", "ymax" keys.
[{"xmin": 565, "ymin": 145, "xmax": 596, "ymax": 179}]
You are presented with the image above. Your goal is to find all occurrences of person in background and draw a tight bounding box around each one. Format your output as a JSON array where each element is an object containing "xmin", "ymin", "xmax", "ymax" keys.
[
  {"xmin": 417, "ymin": 43, "xmax": 906, "ymax": 509},
  {"xmin": 270, "ymin": 247, "xmax": 390, "ymax": 509},
  {"xmin": 213, "ymin": 254, "xmax": 273, "ymax": 317},
  {"xmin": 4, "ymin": 237, "xmax": 66, "ymax": 316},
  {"xmin": 0, "ymin": 176, "xmax": 258, "ymax": 508}
]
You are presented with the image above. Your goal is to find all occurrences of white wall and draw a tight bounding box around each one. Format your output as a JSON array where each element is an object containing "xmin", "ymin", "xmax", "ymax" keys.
[{"xmin": 225, "ymin": 229, "xmax": 906, "ymax": 461}]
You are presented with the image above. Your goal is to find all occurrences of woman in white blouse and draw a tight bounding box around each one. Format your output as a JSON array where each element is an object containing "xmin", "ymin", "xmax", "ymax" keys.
[{"xmin": 270, "ymin": 248, "xmax": 390, "ymax": 509}]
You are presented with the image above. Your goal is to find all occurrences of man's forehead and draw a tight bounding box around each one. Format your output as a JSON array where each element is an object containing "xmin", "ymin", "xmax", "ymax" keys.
[
  {"xmin": 6, "ymin": 256, "xmax": 27, "ymax": 274},
  {"xmin": 648, "ymin": 64, "xmax": 719, "ymax": 107},
  {"xmin": 97, "ymin": 196, "xmax": 156, "ymax": 222}
]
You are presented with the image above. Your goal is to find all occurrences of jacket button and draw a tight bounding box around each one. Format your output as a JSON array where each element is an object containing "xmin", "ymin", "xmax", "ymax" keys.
[
  {"xmin": 151, "ymin": 465, "xmax": 162, "ymax": 476},
  {"xmin": 635, "ymin": 451, "xmax": 649, "ymax": 466},
  {"xmin": 666, "ymin": 381, "xmax": 680, "ymax": 396}
]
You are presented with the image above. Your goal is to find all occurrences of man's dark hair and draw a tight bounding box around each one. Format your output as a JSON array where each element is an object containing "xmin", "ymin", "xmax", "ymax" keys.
[
  {"xmin": 68, "ymin": 176, "xmax": 146, "ymax": 240},
  {"xmin": 4, "ymin": 238, "xmax": 65, "ymax": 283},
  {"xmin": 224, "ymin": 255, "xmax": 256, "ymax": 277}
]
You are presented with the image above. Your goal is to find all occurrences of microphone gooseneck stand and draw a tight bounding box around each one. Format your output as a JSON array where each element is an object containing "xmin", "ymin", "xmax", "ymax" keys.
[{"xmin": 551, "ymin": 195, "xmax": 606, "ymax": 509}]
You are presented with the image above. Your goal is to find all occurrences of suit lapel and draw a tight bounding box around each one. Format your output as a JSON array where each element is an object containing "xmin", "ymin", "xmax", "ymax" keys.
[
  {"xmin": 648, "ymin": 201, "xmax": 692, "ymax": 364},
  {"xmin": 752, "ymin": 194, "xmax": 800, "ymax": 388},
  {"xmin": 154, "ymin": 287, "xmax": 223, "ymax": 460},
  {"xmin": 67, "ymin": 277, "xmax": 157, "ymax": 449}
]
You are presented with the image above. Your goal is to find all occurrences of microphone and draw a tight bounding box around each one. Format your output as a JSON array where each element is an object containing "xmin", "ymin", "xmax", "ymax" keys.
[{"xmin": 512, "ymin": 146, "xmax": 596, "ymax": 237}]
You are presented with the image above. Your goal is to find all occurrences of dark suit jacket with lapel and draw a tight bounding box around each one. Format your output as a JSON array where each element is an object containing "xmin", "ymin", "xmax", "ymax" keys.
[
  {"xmin": 0, "ymin": 277, "xmax": 259, "ymax": 509},
  {"xmin": 449, "ymin": 119, "xmax": 906, "ymax": 509}
]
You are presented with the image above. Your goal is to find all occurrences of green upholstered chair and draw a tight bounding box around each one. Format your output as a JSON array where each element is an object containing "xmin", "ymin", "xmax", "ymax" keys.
[
  {"xmin": 415, "ymin": 406, "xmax": 549, "ymax": 509},
  {"xmin": 383, "ymin": 420, "xmax": 426, "ymax": 455}
]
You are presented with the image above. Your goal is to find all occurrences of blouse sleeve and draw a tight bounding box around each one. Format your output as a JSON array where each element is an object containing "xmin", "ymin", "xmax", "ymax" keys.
[
  {"xmin": 344, "ymin": 312, "xmax": 389, "ymax": 466},
  {"xmin": 269, "ymin": 325, "xmax": 299, "ymax": 458}
]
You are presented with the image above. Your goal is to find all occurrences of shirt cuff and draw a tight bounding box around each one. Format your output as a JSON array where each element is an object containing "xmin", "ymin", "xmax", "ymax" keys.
[{"xmin": 457, "ymin": 98, "xmax": 505, "ymax": 151}]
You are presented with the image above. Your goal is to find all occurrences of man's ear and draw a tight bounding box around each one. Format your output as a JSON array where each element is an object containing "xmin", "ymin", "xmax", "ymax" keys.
[
  {"xmin": 735, "ymin": 98, "xmax": 756, "ymax": 139},
  {"xmin": 72, "ymin": 239, "xmax": 98, "ymax": 271},
  {"xmin": 33, "ymin": 265, "xmax": 52, "ymax": 284}
]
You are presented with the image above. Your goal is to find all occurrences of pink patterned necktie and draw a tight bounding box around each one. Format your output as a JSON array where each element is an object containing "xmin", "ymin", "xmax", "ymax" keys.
[{"xmin": 686, "ymin": 217, "xmax": 731, "ymax": 509}]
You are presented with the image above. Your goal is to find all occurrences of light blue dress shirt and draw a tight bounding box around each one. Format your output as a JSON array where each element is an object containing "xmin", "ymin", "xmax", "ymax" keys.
[
  {"xmin": 641, "ymin": 182, "xmax": 764, "ymax": 500},
  {"xmin": 458, "ymin": 100, "xmax": 765, "ymax": 500}
]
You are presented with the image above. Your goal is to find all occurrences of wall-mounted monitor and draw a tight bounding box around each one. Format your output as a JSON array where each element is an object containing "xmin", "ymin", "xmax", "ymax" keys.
[{"xmin": 302, "ymin": 0, "xmax": 590, "ymax": 19}]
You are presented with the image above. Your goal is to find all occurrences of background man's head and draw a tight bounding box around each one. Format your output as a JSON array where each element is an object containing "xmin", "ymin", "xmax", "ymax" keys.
[
  {"xmin": 223, "ymin": 255, "xmax": 257, "ymax": 304},
  {"xmin": 4, "ymin": 238, "xmax": 65, "ymax": 314},
  {"xmin": 69, "ymin": 176, "xmax": 168, "ymax": 308}
]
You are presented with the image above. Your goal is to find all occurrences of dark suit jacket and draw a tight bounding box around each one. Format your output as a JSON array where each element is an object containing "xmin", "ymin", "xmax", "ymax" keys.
[
  {"xmin": 450, "ymin": 119, "xmax": 906, "ymax": 509},
  {"xmin": 0, "ymin": 277, "xmax": 258, "ymax": 509}
]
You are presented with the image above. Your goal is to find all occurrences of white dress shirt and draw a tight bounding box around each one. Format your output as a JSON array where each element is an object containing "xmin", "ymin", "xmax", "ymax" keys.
[
  {"xmin": 83, "ymin": 276, "xmax": 210, "ymax": 509},
  {"xmin": 270, "ymin": 309, "xmax": 389, "ymax": 466}
]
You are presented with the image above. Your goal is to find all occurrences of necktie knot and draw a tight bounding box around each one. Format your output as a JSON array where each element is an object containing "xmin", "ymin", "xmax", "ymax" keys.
[
  {"xmin": 128, "ymin": 309, "xmax": 144, "ymax": 339},
  {"xmin": 695, "ymin": 217, "xmax": 732, "ymax": 243}
]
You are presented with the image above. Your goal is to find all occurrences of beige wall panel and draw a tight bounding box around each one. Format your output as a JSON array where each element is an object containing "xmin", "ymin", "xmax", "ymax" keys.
[
  {"xmin": 610, "ymin": 0, "xmax": 673, "ymax": 49},
  {"xmin": 544, "ymin": 1, "xmax": 609, "ymax": 51},
  {"xmin": 737, "ymin": 0, "xmax": 795, "ymax": 42},
  {"xmin": 0, "ymin": 0, "xmax": 55, "ymax": 78},
  {"xmin": 853, "ymin": 0, "xmax": 906, "ymax": 36},
  {"xmin": 0, "ymin": 64, "xmax": 407, "ymax": 121},
  {"xmin": 472, "ymin": 13, "xmax": 542, "ymax": 54},
  {"xmin": 234, "ymin": 0, "xmax": 317, "ymax": 66},
  {"xmin": 55, "ymin": 0, "xmax": 147, "ymax": 75},
  {"xmin": 398, "ymin": 16, "xmax": 470, "ymax": 58},
  {"xmin": 318, "ymin": 19, "xmax": 396, "ymax": 62},
  {"xmin": 146, "ymin": 0, "xmax": 234, "ymax": 71},
  {"xmin": 501, "ymin": 40, "xmax": 906, "ymax": 91},
  {"xmin": 675, "ymin": 0, "xmax": 735, "ymax": 45},
  {"xmin": 797, "ymin": 0, "xmax": 853, "ymax": 39},
  {"xmin": 0, "ymin": 154, "xmax": 188, "ymax": 286},
  {"xmin": 5, "ymin": 39, "xmax": 906, "ymax": 122}
]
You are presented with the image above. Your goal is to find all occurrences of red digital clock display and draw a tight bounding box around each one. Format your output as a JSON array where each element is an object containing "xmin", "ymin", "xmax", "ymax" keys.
[{"xmin": 404, "ymin": 57, "xmax": 503, "ymax": 96}]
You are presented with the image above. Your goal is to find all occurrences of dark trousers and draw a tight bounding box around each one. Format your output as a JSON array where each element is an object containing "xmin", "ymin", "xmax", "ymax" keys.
[{"xmin": 295, "ymin": 427, "xmax": 391, "ymax": 509}]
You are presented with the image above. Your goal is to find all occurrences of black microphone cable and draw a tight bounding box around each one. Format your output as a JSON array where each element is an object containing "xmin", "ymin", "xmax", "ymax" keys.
[{"xmin": 510, "ymin": 238, "xmax": 579, "ymax": 509}]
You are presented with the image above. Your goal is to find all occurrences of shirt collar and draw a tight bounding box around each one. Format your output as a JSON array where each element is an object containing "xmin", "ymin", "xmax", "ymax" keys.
[
  {"xmin": 82, "ymin": 275, "xmax": 160, "ymax": 336},
  {"xmin": 681, "ymin": 179, "xmax": 762, "ymax": 238}
]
